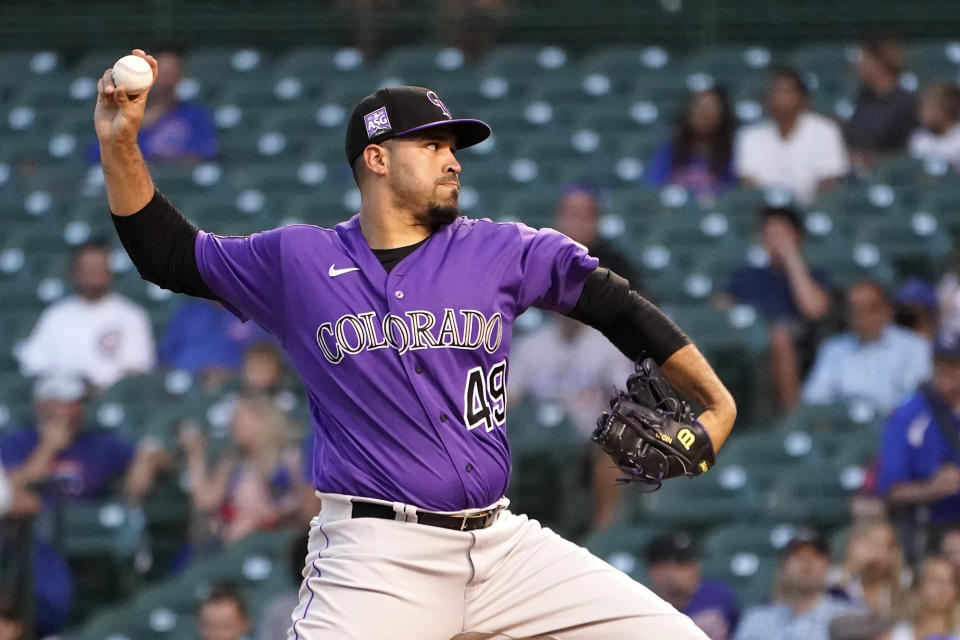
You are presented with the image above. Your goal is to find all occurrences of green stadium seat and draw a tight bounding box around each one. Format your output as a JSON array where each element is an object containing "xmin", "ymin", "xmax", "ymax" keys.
[
  {"xmin": 478, "ymin": 45, "xmax": 571, "ymax": 81},
  {"xmin": 700, "ymin": 553, "xmax": 776, "ymax": 608},
  {"xmin": 632, "ymin": 462, "xmax": 765, "ymax": 528},
  {"xmin": 855, "ymin": 213, "xmax": 952, "ymax": 279},
  {"xmin": 506, "ymin": 402, "xmax": 589, "ymax": 536},
  {"xmin": 765, "ymin": 465, "xmax": 853, "ymax": 527},
  {"xmin": 579, "ymin": 45, "xmax": 676, "ymax": 76},
  {"xmin": 185, "ymin": 47, "xmax": 273, "ymax": 83},
  {"xmin": 72, "ymin": 48, "xmax": 124, "ymax": 79},
  {"xmin": 378, "ymin": 45, "xmax": 473, "ymax": 82},
  {"xmin": 36, "ymin": 500, "xmax": 146, "ymax": 558},
  {"xmin": 719, "ymin": 430, "xmax": 831, "ymax": 470},
  {"xmin": 777, "ymin": 401, "xmax": 881, "ymax": 434},
  {"xmin": 580, "ymin": 524, "xmax": 666, "ymax": 583}
]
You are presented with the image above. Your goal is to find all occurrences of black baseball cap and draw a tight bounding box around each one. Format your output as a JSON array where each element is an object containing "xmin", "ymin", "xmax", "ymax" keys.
[
  {"xmin": 780, "ymin": 529, "xmax": 830, "ymax": 560},
  {"xmin": 644, "ymin": 532, "xmax": 698, "ymax": 566},
  {"xmin": 345, "ymin": 86, "xmax": 492, "ymax": 166}
]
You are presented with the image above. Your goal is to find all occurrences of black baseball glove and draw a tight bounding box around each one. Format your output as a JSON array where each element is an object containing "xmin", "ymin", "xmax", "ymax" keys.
[{"xmin": 592, "ymin": 357, "xmax": 715, "ymax": 489}]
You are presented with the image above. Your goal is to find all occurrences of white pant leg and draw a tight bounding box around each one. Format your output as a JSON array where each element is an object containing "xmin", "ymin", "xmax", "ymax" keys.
[
  {"xmin": 287, "ymin": 495, "xmax": 472, "ymax": 640},
  {"xmin": 463, "ymin": 511, "xmax": 707, "ymax": 640}
]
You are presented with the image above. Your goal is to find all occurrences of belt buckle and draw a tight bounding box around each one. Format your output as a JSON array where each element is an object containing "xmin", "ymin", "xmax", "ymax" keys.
[{"xmin": 459, "ymin": 514, "xmax": 470, "ymax": 531}]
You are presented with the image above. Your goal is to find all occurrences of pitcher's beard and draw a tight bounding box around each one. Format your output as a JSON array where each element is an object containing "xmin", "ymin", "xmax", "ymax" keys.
[{"xmin": 415, "ymin": 202, "xmax": 461, "ymax": 233}]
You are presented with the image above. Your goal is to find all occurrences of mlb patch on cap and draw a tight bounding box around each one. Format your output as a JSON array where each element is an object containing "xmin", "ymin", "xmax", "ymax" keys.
[{"xmin": 345, "ymin": 86, "xmax": 492, "ymax": 165}]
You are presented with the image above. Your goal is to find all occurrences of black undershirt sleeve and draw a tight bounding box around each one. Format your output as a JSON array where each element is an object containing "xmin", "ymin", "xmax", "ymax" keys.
[
  {"xmin": 566, "ymin": 267, "xmax": 691, "ymax": 365},
  {"xmin": 111, "ymin": 188, "xmax": 218, "ymax": 300}
]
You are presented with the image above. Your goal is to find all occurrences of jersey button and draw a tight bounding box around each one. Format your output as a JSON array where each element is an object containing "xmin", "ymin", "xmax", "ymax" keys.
[
  {"xmin": 414, "ymin": 364, "xmax": 424, "ymax": 374},
  {"xmin": 465, "ymin": 464, "xmax": 474, "ymax": 473},
  {"xmin": 395, "ymin": 290, "xmax": 404, "ymax": 299},
  {"xmin": 439, "ymin": 413, "xmax": 448, "ymax": 422}
]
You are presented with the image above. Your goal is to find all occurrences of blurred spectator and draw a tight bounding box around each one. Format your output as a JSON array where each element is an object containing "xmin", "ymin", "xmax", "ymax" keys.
[
  {"xmin": 159, "ymin": 299, "xmax": 269, "ymax": 391},
  {"xmin": 889, "ymin": 556, "xmax": 960, "ymax": 640},
  {"xmin": 895, "ymin": 277, "xmax": 940, "ymax": 342},
  {"xmin": 256, "ymin": 534, "xmax": 307, "ymax": 640},
  {"xmin": 845, "ymin": 38, "xmax": 917, "ymax": 171},
  {"xmin": 0, "ymin": 375, "xmax": 162, "ymax": 508},
  {"xmin": 802, "ymin": 280, "xmax": 931, "ymax": 413},
  {"xmin": 878, "ymin": 331, "xmax": 960, "ymax": 560},
  {"xmin": 0, "ymin": 375, "xmax": 165, "ymax": 636},
  {"xmin": 719, "ymin": 206, "xmax": 831, "ymax": 412},
  {"xmin": 646, "ymin": 87, "xmax": 737, "ymax": 203},
  {"xmin": 940, "ymin": 527, "xmax": 960, "ymax": 579},
  {"xmin": 733, "ymin": 533, "xmax": 859, "ymax": 640},
  {"xmin": 0, "ymin": 596, "xmax": 23, "ymax": 640},
  {"xmin": 553, "ymin": 183, "xmax": 641, "ymax": 291},
  {"xmin": 241, "ymin": 343, "xmax": 287, "ymax": 397},
  {"xmin": 829, "ymin": 613, "xmax": 893, "ymax": 640},
  {"xmin": 938, "ymin": 254, "xmax": 960, "ymax": 336},
  {"xmin": 87, "ymin": 46, "xmax": 217, "ymax": 165},
  {"xmin": 197, "ymin": 582, "xmax": 251, "ymax": 640},
  {"xmin": 644, "ymin": 532, "xmax": 740, "ymax": 640},
  {"xmin": 735, "ymin": 67, "xmax": 849, "ymax": 205},
  {"xmin": 830, "ymin": 519, "xmax": 908, "ymax": 619},
  {"xmin": 508, "ymin": 313, "xmax": 633, "ymax": 531},
  {"xmin": 909, "ymin": 81, "xmax": 960, "ymax": 165},
  {"xmin": 179, "ymin": 394, "xmax": 302, "ymax": 547},
  {"xmin": 17, "ymin": 240, "xmax": 155, "ymax": 393}
]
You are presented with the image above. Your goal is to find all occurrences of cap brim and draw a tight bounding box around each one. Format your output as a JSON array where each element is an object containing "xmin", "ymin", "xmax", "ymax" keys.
[{"xmin": 394, "ymin": 118, "xmax": 492, "ymax": 151}]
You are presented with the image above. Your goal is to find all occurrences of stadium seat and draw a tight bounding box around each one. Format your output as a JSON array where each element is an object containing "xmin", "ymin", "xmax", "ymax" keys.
[
  {"xmin": 506, "ymin": 402, "xmax": 589, "ymax": 536},
  {"xmin": 700, "ymin": 553, "xmax": 776, "ymax": 608},
  {"xmin": 478, "ymin": 45, "xmax": 571, "ymax": 81},
  {"xmin": 765, "ymin": 465, "xmax": 853, "ymax": 528},
  {"xmin": 580, "ymin": 524, "xmax": 666, "ymax": 583},
  {"xmin": 632, "ymin": 462, "xmax": 765, "ymax": 528}
]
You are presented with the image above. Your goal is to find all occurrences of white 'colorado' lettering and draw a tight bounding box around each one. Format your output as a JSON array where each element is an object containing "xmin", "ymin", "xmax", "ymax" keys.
[{"xmin": 314, "ymin": 309, "xmax": 503, "ymax": 364}]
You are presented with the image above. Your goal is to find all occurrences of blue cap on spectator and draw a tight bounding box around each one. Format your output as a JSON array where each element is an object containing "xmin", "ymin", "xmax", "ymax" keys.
[
  {"xmin": 894, "ymin": 277, "xmax": 938, "ymax": 311},
  {"xmin": 934, "ymin": 331, "xmax": 960, "ymax": 361}
]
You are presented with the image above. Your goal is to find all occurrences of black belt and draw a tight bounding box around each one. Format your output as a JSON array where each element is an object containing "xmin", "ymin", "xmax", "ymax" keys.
[{"xmin": 350, "ymin": 500, "xmax": 503, "ymax": 531}]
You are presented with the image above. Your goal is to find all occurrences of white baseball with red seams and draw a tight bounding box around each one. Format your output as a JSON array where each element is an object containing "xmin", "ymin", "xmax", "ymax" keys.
[{"xmin": 111, "ymin": 55, "xmax": 152, "ymax": 95}]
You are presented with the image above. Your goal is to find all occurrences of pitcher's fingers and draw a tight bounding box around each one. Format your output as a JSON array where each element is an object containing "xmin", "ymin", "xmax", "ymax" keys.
[
  {"xmin": 114, "ymin": 85, "xmax": 131, "ymax": 104},
  {"xmin": 131, "ymin": 49, "xmax": 159, "ymax": 80},
  {"xmin": 100, "ymin": 68, "xmax": 116, "ymax": 95}
]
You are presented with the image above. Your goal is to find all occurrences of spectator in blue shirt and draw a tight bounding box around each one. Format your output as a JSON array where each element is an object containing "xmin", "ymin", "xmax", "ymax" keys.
[
  {"xmin": 734, "ymin": 533, "xmax": 860, "ymax": 640},
  {"xmin": 87, "ymin": 47, "xmax": 217, "ymax": 164},
  {"xmin": 719, "ymin": 206, "xmax": 832, "ymax": 412},
  {"xmin": 646, "ymin": 87, "xmax": 737, "ymax": 204},
  {"xmin": 802, "ymin": 280, "xmax": 931, "ymax": 413},
  {"xmin": 644, "ymin": 532, "xmax": 740, "ymax": 640},
  {"xmin": 0, "ymin": 375, "xmax": 165, "ymax": 636},
  {"xmin": 878, "ymin": 331, "xmax": 960, "ymax": 547},
  {"xmin": 159, "ymin": 299, "xmax": 269, "ymax": 390}
]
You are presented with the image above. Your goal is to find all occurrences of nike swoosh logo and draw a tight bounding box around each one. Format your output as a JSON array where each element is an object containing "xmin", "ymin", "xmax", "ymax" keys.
[{"xmin": 328, "ymin": 264, "xmax": 360, "ymax": 277}]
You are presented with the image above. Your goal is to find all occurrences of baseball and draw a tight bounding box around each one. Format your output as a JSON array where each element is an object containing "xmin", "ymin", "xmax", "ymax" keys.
[{"xmin": 111, "ymin": 54, "xmax": 153, "ymax": 95}]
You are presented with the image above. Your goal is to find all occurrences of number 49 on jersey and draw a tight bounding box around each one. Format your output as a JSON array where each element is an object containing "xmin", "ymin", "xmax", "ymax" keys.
[{"xmin": 463, "ymin": 360, "xmax": 507, "ymax": 432}]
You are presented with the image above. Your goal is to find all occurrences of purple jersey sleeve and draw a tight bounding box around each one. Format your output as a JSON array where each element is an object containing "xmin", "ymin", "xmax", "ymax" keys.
[
  {"xmin": 194, "ymin": 229, "xmax": 285, "ymax": 339},
  {"xmin": 514, "ymin": 224, "xmax": 599, "ymax": 314}
]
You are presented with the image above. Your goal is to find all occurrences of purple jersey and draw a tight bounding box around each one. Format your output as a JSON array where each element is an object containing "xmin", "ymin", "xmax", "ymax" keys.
[{"xmin": 195, "ymin": 215, "xmax": 598, "ymax": 510}]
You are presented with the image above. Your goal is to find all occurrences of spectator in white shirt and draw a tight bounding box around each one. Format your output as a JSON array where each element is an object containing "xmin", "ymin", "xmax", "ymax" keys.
[
  {"xmin": 17, "ymin": 240, "xmax": 155, "ymax": 393},
  {"xmin": 909, "ymin": 81, "xmax": 960, "ymax": 165},
  {"xmin": 802, "ymin": 280, "xmax": 931, "ymax": 413},
  {"xmin": 735, "ymin": 67, "xmax": 850, "ymax": 205}
]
